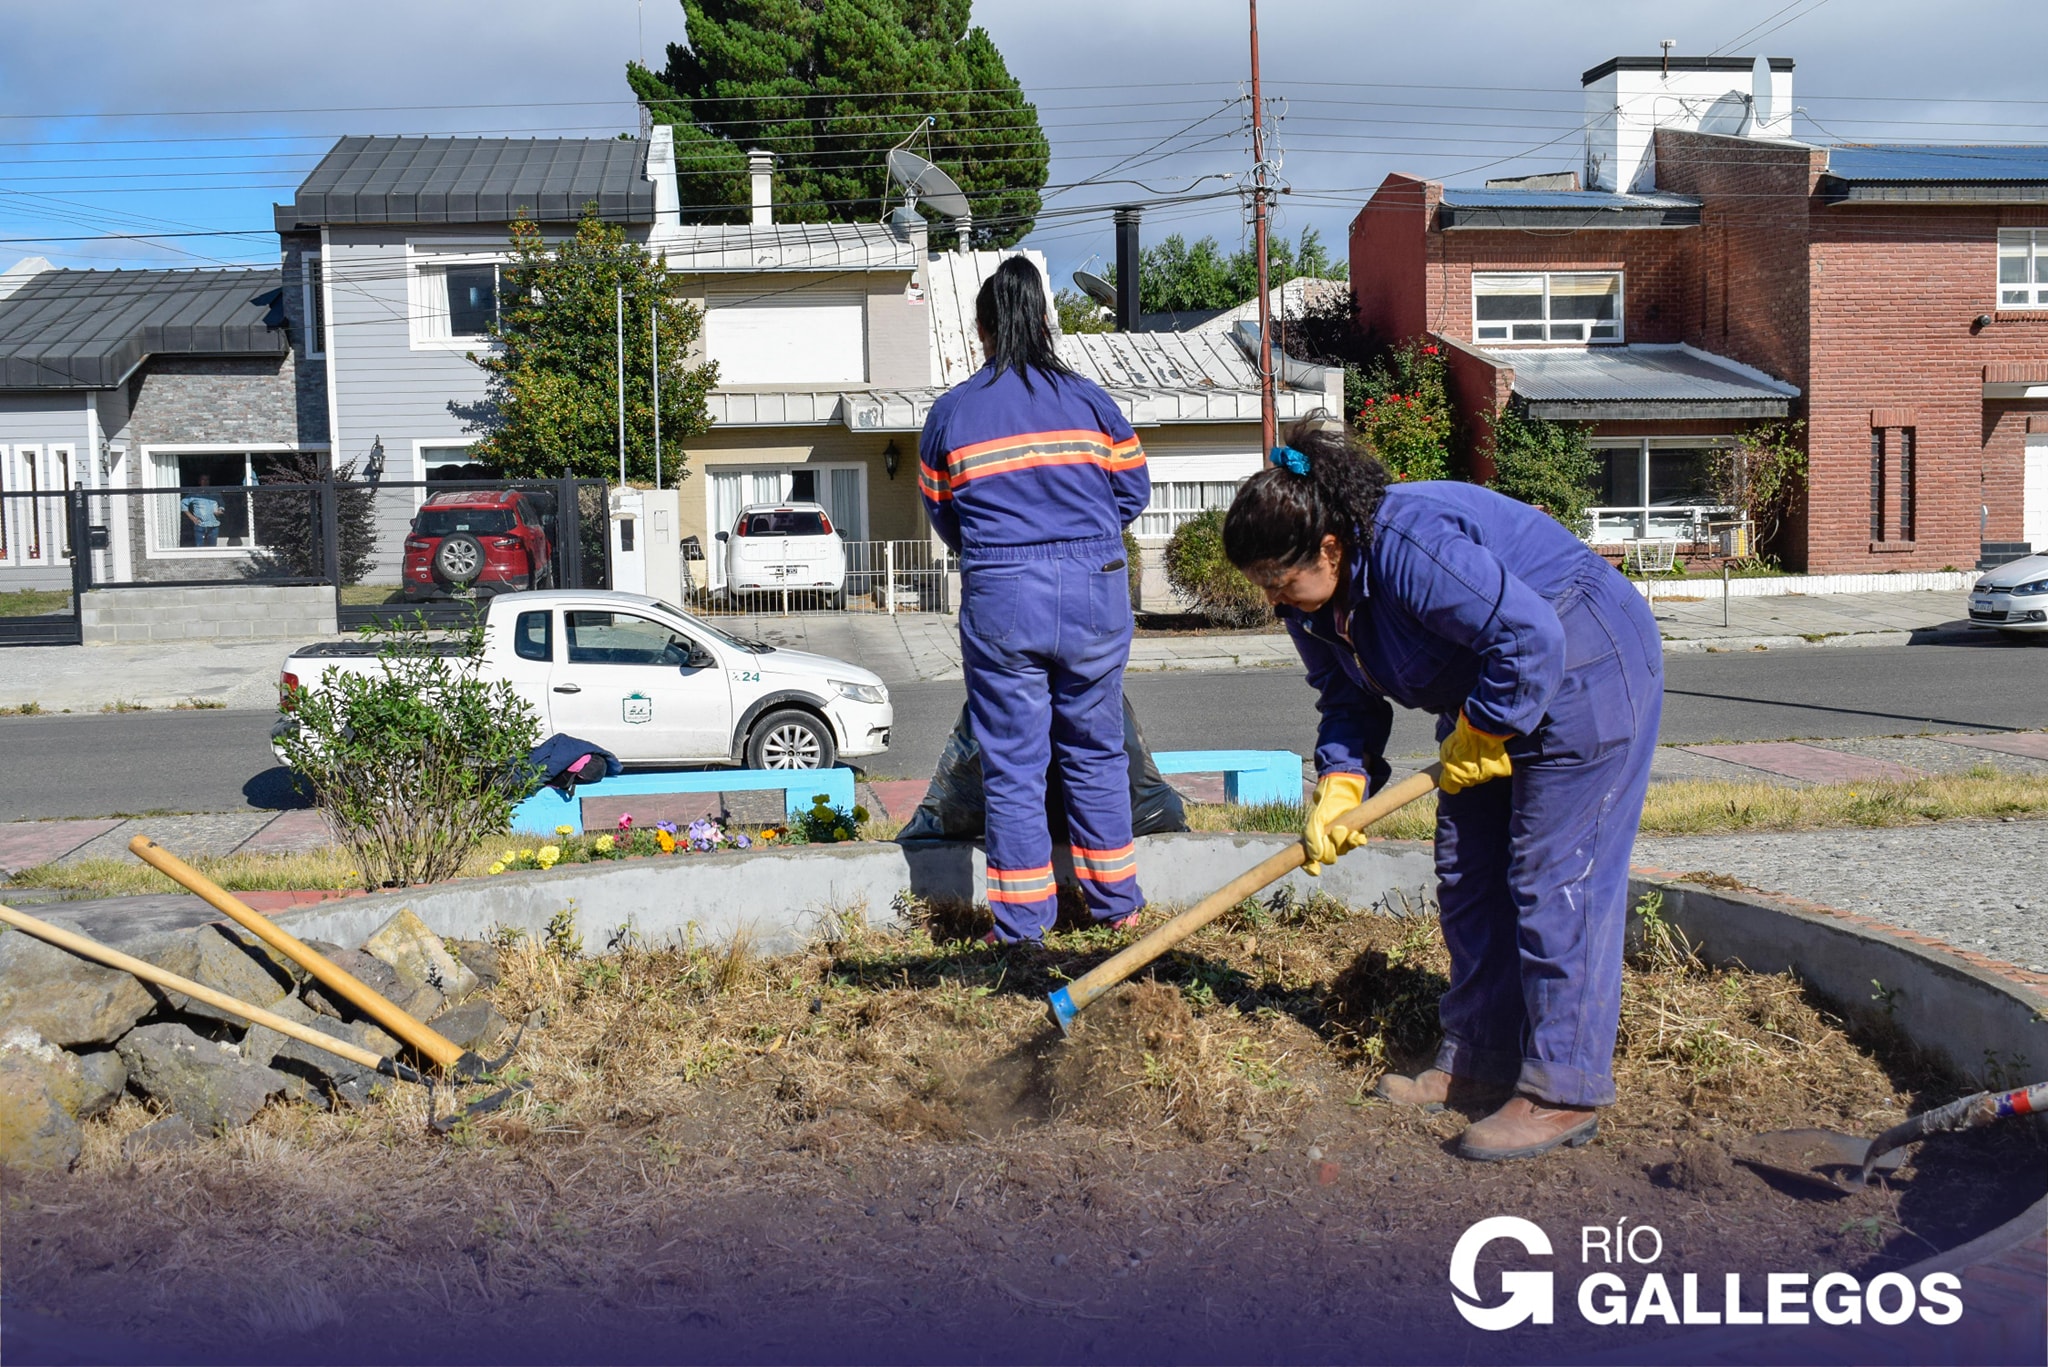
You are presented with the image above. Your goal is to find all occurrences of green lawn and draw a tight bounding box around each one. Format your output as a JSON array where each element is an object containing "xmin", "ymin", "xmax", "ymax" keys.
[
  {"xmin": 338, "ymin": 583, "xmax": 407, "ymax": 606},
  {"xmin": 0, "ymin": 589, "xmax": 71, "ymax": 617}
]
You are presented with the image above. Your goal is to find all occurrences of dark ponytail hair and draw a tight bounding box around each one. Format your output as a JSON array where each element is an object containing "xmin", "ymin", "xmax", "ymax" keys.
[
  {"xmin": 976, "ymin": 255, "xmax": 1074, "ymax": 392},
  {"xmin": 1222, "ymin": 414, "xmax": 1393, "ymax": 573}
]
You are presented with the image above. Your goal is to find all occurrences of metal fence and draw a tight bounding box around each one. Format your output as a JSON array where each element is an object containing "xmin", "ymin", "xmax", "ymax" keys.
[
  {"xmin": 0, "ymin": 488, "xmax": 83, "ymax": 645},
  {"xmin": 680, "ymin": 538, "xmax": 951, "ymax": 616}
]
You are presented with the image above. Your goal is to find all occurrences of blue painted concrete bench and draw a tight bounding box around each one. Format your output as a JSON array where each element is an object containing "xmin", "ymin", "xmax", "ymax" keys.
[
  {"xmin": 512, "ymin": 767, "xmax": 858, "ymax": 837},
  {"xmin": 1153, "ymin": 750, "xmax": 1305, "ymax": 806}
]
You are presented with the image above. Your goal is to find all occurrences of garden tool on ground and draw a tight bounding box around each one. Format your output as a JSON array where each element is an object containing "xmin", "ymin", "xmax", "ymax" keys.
[
  {"xmin": 1733, "ymin": 1081, "xmax": 2048, "ymax": 1196},
  {"xmin": 0, "ymin": 901, "xmax": 527, "ymax": 1134},
  {"xmin": 1047, "ymin": 765, "xmax": 1441, "ymax": 1034},
  {"xmin": 129, "ymin": 835, "xmax": 498, "ymax": 1079}
]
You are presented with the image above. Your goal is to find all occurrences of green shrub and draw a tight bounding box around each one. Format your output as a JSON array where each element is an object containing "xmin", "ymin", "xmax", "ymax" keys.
[
  {"xmin": 277, "ymin": 628, "xmax": 543, "ymax": 889},
  {"xmin": 1122, "ymin": 527, "xmax": 1143, "ymax": 605},
  {"xmin": 1352, "ymin": 337, "xmax": 1452, "ymax": 482},
  {"xmin": 1486, "ymin": 410, "xmax": 1599, "ymax": 534},
  {"xmin": 1164, "ymin": 508, "xmax": 1270, "ymax": 628}
]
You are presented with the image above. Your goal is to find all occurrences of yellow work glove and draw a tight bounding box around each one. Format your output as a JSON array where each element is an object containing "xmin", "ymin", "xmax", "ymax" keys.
[
  {"xmin": 1439, "ymin": 710, "xmax": 1514, "ymax": 795},
  {"xmin": 1302, "ymin": 772, "xmax": 1369, "ymax": 876}
]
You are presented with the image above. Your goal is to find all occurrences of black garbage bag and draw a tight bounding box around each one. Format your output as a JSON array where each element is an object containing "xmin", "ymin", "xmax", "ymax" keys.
[{"xmin": 898, "ymin": 694, "xmax": 1187, "ymax": 842}]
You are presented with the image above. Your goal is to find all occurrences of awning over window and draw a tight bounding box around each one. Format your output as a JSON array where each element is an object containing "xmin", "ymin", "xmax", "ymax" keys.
[{"xmin": 1488, "ymin": 344, "xmax": 1799, "ymax": 421}]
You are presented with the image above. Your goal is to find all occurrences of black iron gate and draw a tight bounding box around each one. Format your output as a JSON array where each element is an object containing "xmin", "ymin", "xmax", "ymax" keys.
[{"xmin": 0, "ymin": 489, "xmax": 86, "ymax": 647}]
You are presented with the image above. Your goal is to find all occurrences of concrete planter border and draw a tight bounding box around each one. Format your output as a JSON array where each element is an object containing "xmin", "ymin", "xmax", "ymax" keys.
[{"xmin": 1629, "ymin": 569, "xmax": 1978, "ymax": 599}]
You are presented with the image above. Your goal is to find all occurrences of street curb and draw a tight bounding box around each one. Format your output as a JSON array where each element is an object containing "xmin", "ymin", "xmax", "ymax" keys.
[{"xmin": 1658, "ymin": 626, "xmax": 1982, "ymax": 653}]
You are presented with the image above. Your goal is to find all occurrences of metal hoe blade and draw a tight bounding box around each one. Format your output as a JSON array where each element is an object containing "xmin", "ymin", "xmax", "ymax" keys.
[{"xmin": 1732, "ymin": 1128, "xmax": 1907, "ymax": 1195}]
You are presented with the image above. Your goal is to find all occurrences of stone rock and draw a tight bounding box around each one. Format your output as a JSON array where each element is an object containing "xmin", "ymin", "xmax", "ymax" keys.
[
  {"xmin": 446, "ymin": 939, "xmax": 504, "ymax": 991},
  {"xmin": 123, "ymin": 1114, "xmax": 201, "ymax": 1159},
  {"xmin": 0, "ymin": 924, "xmax": 155, "ymax": 1048},
  {"xmin": 0, "ymin": 1028, "xmax": 88, "ymax": 1170},
  {"xmin": 302, "ymin": 947, "xmax": 398, "ymax": 1019},
  {"xmin": 362, "ymin": 908, "xmax": 478, "ymax": 1002},
  {"xmin": 241, "ymin": 1002, "xmax": 404, "ymax": 1110},
  {"xmin": 134, "ymin": 925, "xmax": 296, "ymax": 1028},
  {"xmin": 116, "ymin": 1022, "xmax": 288, "ymax": 1133},
  {"xmin": 70, "ymin": 1048, "xmax": 128, "ymax": 1118},
  {"xmin": 427, "ymin": 999, "xmax": 509, "ymax": 1055}
]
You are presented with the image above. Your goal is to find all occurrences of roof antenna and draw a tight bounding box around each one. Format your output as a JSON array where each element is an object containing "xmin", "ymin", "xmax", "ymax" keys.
[
  {"xmin": 886, "ymin": 120, "xmax": 973, "ymax": 255},
  {"xmin": 1661, "ymin": 39, "xmax": 1676, "ymax": 76}
]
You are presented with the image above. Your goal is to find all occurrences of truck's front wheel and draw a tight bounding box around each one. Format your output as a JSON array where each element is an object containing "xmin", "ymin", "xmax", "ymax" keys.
[{"xmin": 746, "ymin": 708, "xmax": 836, "ymax": 770}]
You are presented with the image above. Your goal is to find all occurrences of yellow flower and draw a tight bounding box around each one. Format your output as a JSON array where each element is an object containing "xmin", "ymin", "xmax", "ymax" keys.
[
  {"xmin": 487, "ymin": 862, "xmax": 505, "ymax": 875},
  {"xmin": 520, "ymin": 848, "xmax": 534, "ymax": 859},
  {"xmin": 655, "ymin": 829, "xmax": 677, "ymax": 853},
  {"xmin": 833, "ymin": 826, "xmax": 851, "ymax": 841},
  {"xmin": 555, "ymin": 825, "xmax": 574, "ymax": 838},
  {"xmin": 500, "ymin": 851, "xmax": 515, "ymax": 863},
  {"xmin": 594, "ymin": 833, "xmax": 615, "ymax": 853},
  {"xmin": 536, "ymin": 844, "xmax": 561, "ymax": 868}
]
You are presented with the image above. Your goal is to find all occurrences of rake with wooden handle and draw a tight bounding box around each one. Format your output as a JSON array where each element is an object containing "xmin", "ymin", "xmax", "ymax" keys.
[
  {"xmin": 1047, "ymin": 764, "xmax": 1442, "ymax": 1034},
  {"xmin": 0, "ymin": 901, "xmax": 424, "ymax": 1085},
  {"xmin": 128, "ymin": 836, "xmax": 487, "ymax": 1078}
]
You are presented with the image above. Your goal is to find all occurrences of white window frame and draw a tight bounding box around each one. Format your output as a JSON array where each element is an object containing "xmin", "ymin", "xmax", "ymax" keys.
[
  {"xmin": 1585, "ymin": 436, "xmax": 1735, "ymax": 543},
  {"xmin": 139, "ymin": 443, "xmax": 318, "ymax": 559},
  {"xmin": 0, "ymin": 444, "xmax": 74, "ymax": 567},
  {"xmin": 703, "ymin": 462, "xmax": 869, "ymax": 590},
  {"xmin": 1135, "ymin": 479, "xmax": 1248, "ymax": 541},
  {"xmin": 301, "ymin": 252, "xmax": 325, "ymax": 359},
  {"xmin": 1997, "ymin": 229, "xmax": 2048, "ymax": 310},
  {"xmin": 407, "ymin": 242, "xmax": 510, "ymax": 351},
  {"xmin": 413, "ymin": 437, "xmax": 483, "ymax": 480},
  {"xmin": 1473, "ymin": 270, "xmax": 1625, "ymax": 345}
]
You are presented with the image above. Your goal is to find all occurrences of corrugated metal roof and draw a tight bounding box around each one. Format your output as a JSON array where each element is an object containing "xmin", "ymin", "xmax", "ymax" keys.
[
  {"xmin": 0, "ymin": 266, "xmax": 285, "ymax": 390},
  {"xmin": 1438, "ymin": 187, "xmax": 1701, "ymax": 211},
  {"xmin": 1499, "ymin": 345, "xmax": 1797, "ymax": 403},
  {"xmin": 657, "ymin": 222, "xmax": 916, "ymax": 274},
  {"xmin": 275, "ymin": 136, "xmax": 655, "ymax": 229},
  {"xmin": 1137, "ymin": 276, "xmax": 1348, "ymax": 336},
  {"xmin": 1824, "ymin": 144, "xmax": 2048, "ymax": 184}
]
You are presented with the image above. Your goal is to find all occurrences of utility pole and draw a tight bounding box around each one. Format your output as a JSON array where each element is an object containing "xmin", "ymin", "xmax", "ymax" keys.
[
  {"xmin": 1248, "ymin": 0, "xmax": 1275, "ymax": 455},
  {"xmin": 615, "ymin": 284, "xmax": 627, "ymax": 487},
  {"xmin": 651, "ymin": 306, "xmax": 662, "ymax": 490}
]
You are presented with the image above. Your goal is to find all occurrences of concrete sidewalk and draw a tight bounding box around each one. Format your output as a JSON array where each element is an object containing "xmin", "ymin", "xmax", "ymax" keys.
[{"xmin": 0, "ymin": 589, "xmax": 1987, "ymax": 713}]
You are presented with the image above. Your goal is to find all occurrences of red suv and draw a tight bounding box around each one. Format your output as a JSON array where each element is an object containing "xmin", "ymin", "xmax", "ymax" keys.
[{"xmin": 403, "ymin": 491, "xmax": 554, "ymax": 599}]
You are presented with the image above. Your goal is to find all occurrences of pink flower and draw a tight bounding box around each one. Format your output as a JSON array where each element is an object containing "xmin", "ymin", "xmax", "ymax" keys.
[{"xmin": 617, "ymin": 813, "xmax": 634, "ymax": 832}]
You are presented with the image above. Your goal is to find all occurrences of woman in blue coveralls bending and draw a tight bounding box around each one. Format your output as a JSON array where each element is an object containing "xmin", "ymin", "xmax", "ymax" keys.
[
  {"xmin": 918, "ymin": 257, "xmax": 1151, "ymax": 943},
  {"xmin": 1223, "ymin": 418, "xmax": 1662, "ymax": 1161}
]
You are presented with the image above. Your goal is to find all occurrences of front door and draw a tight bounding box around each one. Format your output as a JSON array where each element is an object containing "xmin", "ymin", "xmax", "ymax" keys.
[
  {"xmin": 547, "ymin": 608, "xmax": 733, "ymax": 763},
  {"xmin": 2026, "ymin": 435, "xmax": 2047, "ymax": 554}
]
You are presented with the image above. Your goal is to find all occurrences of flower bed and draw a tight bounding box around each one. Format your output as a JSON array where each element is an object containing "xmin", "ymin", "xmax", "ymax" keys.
[{"xmin": 485, "ymin": 793, "xmax": 873, "ymax": 876}]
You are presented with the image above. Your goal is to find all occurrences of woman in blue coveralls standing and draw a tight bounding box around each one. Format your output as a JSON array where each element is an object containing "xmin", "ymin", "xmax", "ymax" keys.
[
  {"xmin": 1223, "ymin": 418, "xmax": 1662, "ymax": 1161},
  {"xmin": 918, "ymin": 257, "xmax": 1152, "ymax": 943}
]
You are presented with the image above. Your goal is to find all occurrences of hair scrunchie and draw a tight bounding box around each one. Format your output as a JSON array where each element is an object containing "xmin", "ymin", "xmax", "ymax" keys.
[{"xmin": 1269, "ymin": 445, "xmax": 1311, "ymax": 476}]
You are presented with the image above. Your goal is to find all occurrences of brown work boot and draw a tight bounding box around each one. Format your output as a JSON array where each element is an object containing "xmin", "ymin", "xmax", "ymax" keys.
[
  {"xmin": 1457, "ymin": 1094, "xmax": 1599, "ymax": 1162},
  {"xmin": 1372, "ymin": 1068, "xmax": 1512, "ymax": 1114}
]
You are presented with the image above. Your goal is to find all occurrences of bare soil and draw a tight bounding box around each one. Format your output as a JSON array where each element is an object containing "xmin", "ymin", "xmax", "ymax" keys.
[{"xmin": 3, "ymin": 893, "xmax": 2040, "ymax": 1365}]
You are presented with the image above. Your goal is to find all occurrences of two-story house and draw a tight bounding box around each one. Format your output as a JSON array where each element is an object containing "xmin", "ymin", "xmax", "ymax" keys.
[{"xmin": 1349, "ymin": 52, "xmax": 2048, "ymax": 572}]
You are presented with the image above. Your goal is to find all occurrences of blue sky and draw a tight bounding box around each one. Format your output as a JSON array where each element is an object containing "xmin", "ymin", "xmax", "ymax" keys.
[{"xmin": 3, "ymin": 0, "xmax": 2042, "ymax": 287}]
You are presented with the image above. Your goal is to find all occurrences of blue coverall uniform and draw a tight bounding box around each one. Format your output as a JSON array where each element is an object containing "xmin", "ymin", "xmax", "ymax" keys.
[
  {"xmin": 1278, "ymin": 481, "xmax": 1662, "ymax": 1107},
  {"xmin": 919, "ymin": 364, "xmax": 1151, "ymax": 941}
]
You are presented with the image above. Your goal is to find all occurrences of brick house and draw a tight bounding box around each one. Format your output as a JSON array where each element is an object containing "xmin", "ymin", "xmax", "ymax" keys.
[{"xmin": 1349, "ymin": 52, "xmax": 2048, "ymax": 572}]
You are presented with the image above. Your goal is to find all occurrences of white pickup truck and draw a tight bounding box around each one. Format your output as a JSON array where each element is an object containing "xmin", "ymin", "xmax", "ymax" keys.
[{"xmin": 275, "ymin": 589, "xmax": 892, "ymax": 770}]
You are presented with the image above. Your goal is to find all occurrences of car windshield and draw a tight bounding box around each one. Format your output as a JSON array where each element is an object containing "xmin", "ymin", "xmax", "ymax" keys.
[
  {"xmin": 657, "ymin": 607, "xmax": 773, "ymax": 654},
  {"xmin": 741, "ymin": 510, "xmax": 827, "ymax": 536},
  {"xmin": 416, "ymin": 507, "xmax": 514, "ymax": 536}
]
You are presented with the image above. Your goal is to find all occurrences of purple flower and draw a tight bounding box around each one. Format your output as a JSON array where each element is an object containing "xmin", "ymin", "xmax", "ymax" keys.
[
  {"xmin": 686, "ymin": 817, "xmax": 724, "ymax": 851},
  {"xmin": 732, "ymin": 833, "xmax": 752, "ymax": 850},
  {"xmin": 655, "ymin": 820, "xmax": 679, "ymax": 836}
]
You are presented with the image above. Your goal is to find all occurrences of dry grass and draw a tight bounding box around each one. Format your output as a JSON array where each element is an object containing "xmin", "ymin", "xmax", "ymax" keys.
[
  {"xmin": 4, "ymin": 846, "xmax": 495, "ymax": 898},
  {"xmin": 1184, "ymin": 764, "xmax": 2048, "ymax": 844}
]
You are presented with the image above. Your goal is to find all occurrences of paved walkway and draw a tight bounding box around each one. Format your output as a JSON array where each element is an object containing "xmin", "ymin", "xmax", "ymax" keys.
[{"xmin": 0, "ymin": 590, "xmax": 1988, "ymax": 712}]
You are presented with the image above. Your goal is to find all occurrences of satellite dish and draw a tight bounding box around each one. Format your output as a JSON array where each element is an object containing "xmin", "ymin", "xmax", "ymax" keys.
[
  {"xmin": 887, "ymin": 148, "xmax": 971, "ymax": 220},
  {"xmin": 1073, "ymin": 270, "xmax": 1116, "ymax": 307}
]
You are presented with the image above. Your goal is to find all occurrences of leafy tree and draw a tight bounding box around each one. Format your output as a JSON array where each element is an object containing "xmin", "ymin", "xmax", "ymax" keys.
[
  {"xmin": 1054, "ymin": 286, "xmax": 1112, "ymax": 335},
  {"xmin": 1110, "ymin": 228, "xmax": 1348, "ymax": 314},
  {"xmin": 467, "ymin": 212, "xmax": 716, "ymax": 484},
  {"xmin": 1486, "ymin": 410, "xmax": 1600, "ymax": 534},
  {"xmin": 627, "ymin": 0, "xmax": 1047, "ymax": 248},
  {"xmin": 247, "ymin": 450, "xmax": 378, "ymax": 585},
  {"xmin": 1707, "ymin": 419, "xmax": 1807, "ymax": 554}
]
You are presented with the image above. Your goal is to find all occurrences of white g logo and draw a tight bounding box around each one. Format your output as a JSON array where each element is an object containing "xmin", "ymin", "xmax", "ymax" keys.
[{"xmin": 1450, "ymin": 1216, "xmax": 1555, "ymax": 1331}]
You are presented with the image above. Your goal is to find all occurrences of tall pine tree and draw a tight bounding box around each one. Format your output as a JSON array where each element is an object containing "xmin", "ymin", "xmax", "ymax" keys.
[{"xmin": 627, "ymin": 1, "xmax": 1047, "ymax": 248}]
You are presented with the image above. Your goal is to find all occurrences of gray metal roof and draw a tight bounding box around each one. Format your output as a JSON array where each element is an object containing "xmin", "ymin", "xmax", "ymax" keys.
[
  {"xmin": 275, "ymin": 136, "xmax": 655, "ymax": 230},
  {"xmin": 1821, "ymin": 144, "xmax": 2048, "ymax": 204},
  {"xmin": 1581, "ymin": 55, "xmax": 1793, "ymax": 85},
  {"xmin": 656, "ymin": 223, "xmax": 916, "ymax": 274},
  {"xmin": 1495, "ymin": 345, "xmax": 1797, "ymax": 421},
  {"xmin": 0, "ymin": 266, "xmax": 285, "ymax": 390},
  {"xmin": 1438, "ymin": 187, "xmax": 1701, "ymax": 230}
]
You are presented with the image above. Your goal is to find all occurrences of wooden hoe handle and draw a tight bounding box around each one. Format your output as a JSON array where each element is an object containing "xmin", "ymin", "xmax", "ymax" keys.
[
  {"xmin": 1047, "ymin": 764, "xmax": 1442, "ymax": 1033},
  {"xmin": 128, "ymin": 836, "xmax": 475, "ymax": 1075},
  {"xmin": 0, "ymin": 901, "xmax": 413, "ymax": 1079}
]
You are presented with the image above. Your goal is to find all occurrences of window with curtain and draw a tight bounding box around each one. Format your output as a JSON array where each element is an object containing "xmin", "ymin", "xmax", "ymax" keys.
[
  {"xmin": 147, "ymin": 450, "xmax": 293, "ymax": 552},
  {"xmin": 1473, "ymin": 271, "xmax": 1623, "ymax": 344},
  {"xmin": 1137, "ymin": 480, "xmax": 1246, "ymax": 539},
  {"xmin": 1998, "ymin": 229, "xmax": 2048, "ymax": 309}
]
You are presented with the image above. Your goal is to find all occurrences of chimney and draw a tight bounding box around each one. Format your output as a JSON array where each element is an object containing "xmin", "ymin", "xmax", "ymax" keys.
[
  {"xmin": 747, "ymin": 149, "xmax": 775, "ymax": 227},
  {"xmin": 644, "ymin": 124, "xmax": 679, "ymax": 227},
  {"xmin": 1113, "ymin": 206, "xmax": 1141, "ymax": 332}
]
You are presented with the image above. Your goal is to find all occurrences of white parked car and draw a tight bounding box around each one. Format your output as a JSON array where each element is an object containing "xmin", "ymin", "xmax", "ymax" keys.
[
  {"xmin": 1968, "ymin": 552, "xmax": 2048, "ymax": 636},
  {"xmin": 274, "ymin": 590, "xmax": 890, "ymax": 770},
  {"xmin": 719, "ymin": 501, "xmax": 847, "ymax": 608}
]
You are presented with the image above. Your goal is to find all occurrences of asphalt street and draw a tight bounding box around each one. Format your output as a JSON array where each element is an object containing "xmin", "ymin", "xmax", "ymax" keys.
[{"xmin": 1, "ymin": 635, "xmax": 2043, "ymax": 821}]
